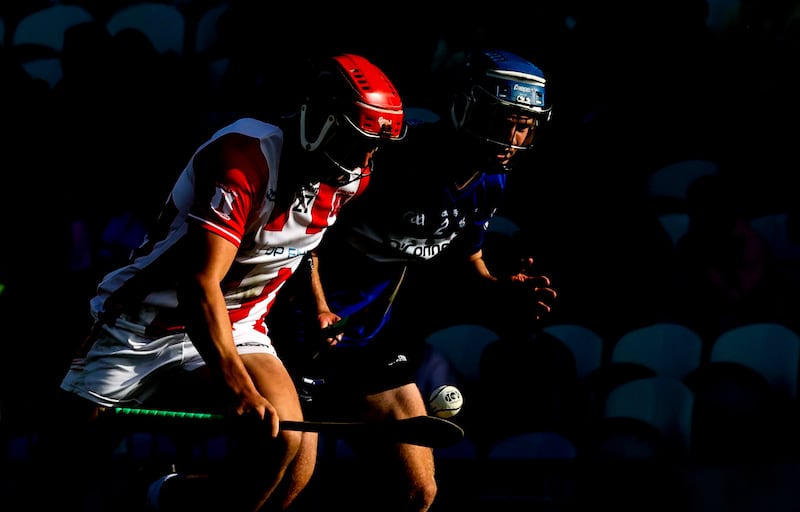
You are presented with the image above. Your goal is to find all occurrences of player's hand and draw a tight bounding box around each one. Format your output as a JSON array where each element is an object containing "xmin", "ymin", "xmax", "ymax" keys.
[
  {"xmin": 504, "ymin": 257, "xmax": 557, "ymax": 321},
  {"xmin": 234, "ymin": 392, "xmax": 280, "ymax": 437},
  {"xmin": 317, "ymin": 311, "xmax": 344, "ymax": 347}
]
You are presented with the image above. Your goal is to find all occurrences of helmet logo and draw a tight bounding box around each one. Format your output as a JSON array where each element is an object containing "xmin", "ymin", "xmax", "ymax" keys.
[
  {"xmin": 512, "ymin": 83, "xmax": 545, "ymax": 107},
  {"xmin": 513, "ymin": 83, "xmax": 534, "ymax": 106},
  {"xmin": 378, "ymin": 116, "xmax": 393, "ymax": 134}
]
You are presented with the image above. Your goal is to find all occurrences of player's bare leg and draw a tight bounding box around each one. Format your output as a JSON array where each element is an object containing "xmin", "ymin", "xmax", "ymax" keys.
[
  {"xmin": 262, "ymin": 431, "xmax": 319, "ymax": 511},
  {"xmin": 154, "ymin": 354, "xmax": 306, "ymax": 511},
  {"xmin": 356, "ymin": 383, "xmax": 437, "ymax": 512}
]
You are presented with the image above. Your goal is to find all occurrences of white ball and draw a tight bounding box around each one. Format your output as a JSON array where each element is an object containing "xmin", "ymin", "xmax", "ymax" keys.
[{"xmin": 428, "ymin": 385, "xmax": 463, "ymax": 418}]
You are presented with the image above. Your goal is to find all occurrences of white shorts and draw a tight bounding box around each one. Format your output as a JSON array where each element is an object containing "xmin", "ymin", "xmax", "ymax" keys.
[{"xmin": 60, "ymin": 322, "xmax": 278, "ymax": 408}]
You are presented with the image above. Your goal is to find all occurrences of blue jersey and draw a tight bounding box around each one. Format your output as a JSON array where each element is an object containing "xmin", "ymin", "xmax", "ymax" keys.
[
  {"xmin": 334, "ymin": 107, "xmax": 507, "ymax": 260},
  {"xmin": 303, "ymin": 108, "xmax": 509, "ymax": 347},
  {"xmin": 340, "ymin": 159, "xmax": 506, "ymax": 263}
]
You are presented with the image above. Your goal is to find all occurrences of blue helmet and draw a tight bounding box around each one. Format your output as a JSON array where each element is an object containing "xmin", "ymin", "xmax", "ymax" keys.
[{"xmin": 451, "ymin": 49, "xmax": 552, "ymax": 152}]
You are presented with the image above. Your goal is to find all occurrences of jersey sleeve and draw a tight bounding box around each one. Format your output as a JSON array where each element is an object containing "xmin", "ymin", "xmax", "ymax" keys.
[
  {"xmin": 450, "ymin": 172, "xmax": 508, "ymax": 257},
  {"xmin": 188, "ymin": 133, "xmax": 270, "ymax": 246}
]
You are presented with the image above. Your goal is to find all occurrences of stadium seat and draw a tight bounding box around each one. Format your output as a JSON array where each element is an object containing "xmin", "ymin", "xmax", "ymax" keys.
[
  {"xmin": 424, "ymin": 323, "xmax": 500, "ymax": 383},
  {"xmin": 657, "ymin": 212, "xmax": 690, "ymax": 248},
  {"xmin": 542, "ymin": 323, "xmax": 605, "ymax": 381},
  {"xmin": 749, "ymin": 212, "xmax": 800, "ymax": 259},
  {"xmin": 601, "ymin": 376, "xmax": 695, "ymax": 459},
  {"xmin": 480, "ymin": 431, "xmax": 578, "ymax": 510},
  {"xmin": 106, "ymin": 2, "xmax": 185, "ymax": 55},
  {"xmin": 11, "ymin": 4, "xmax": 93, "ymax": 51},
  {"xmin": 19, "ymin": 57, "xmax": 62, "ymax": 88},
  {"xmin": 611, "ymin": 322, "xmax": 703, "ymax": 380},
  {"xmin": 486, "ymin": 430, "xmax": 578, "ymax": 460},
  {"xmin": 193, "ymin": 1, "xmax": 229, "ymax": 56},
  {"xmin": 710, "ymin": 322, "xmax": 800, "ymax": 400},
  {"xmin": 646, "ymin": 159, "xmax": 719, "ymax": 212}
]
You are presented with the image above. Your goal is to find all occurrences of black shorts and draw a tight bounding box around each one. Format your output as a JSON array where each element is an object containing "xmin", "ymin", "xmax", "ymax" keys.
[{"xmin": 289, "ymin": 337, "xmax": 420, "ymax": 421}]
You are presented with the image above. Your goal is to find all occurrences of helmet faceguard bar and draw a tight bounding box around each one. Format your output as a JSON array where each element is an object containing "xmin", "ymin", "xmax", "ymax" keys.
[
  {"xmin": 299, "ymin": 105, "xmax": 336, "ymax": 152},
  {"xmin": 456, "ymin": 98, "xmax": 544, "ymax": 151}
]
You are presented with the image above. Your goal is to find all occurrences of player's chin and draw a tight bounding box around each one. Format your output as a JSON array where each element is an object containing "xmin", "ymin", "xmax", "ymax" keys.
[{"xmin": 495, "ymin": 153, "xmax": 515, "ymax": 166}]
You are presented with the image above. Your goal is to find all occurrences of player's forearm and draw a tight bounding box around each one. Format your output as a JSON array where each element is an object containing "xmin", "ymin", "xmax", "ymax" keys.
[
  {"xmin": 180, "ymin": 277, "xmax": 254, "ymax": 395},
  {"xmin": 468, "ymin": 250, "xmax": 497, "ymax": 282},
  {"xmin": 308, "ymin": 252, "xmax": 333, "ymax": 314}
]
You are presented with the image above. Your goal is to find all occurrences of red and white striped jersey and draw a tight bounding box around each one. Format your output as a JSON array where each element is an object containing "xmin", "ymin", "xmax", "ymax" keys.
[{"xmin": 91, "ymin": 118, "xmax": 370, "ymax": 341}]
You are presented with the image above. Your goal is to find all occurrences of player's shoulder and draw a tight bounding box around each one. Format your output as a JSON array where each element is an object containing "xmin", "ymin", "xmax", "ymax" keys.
[
  {"xmin": 220, "ymin": 117, "xmax": 282, "ymax": 138},
  {"xmin": 201, "ymin": 118, "xmax": 284, "ymax": 158}
]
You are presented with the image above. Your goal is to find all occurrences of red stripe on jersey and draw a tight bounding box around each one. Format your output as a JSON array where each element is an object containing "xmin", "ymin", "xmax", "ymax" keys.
[
  {"xmin": 263, "ymin": 172, "xmax": 371, "ymax": 234},
  {"xmin": 307, "ymin": 183, "xmax": 337, "ymax": 234},
  {"xmin": 308, "ymin": 171, "xmax": 371, "ymax": 234},
  {"xmin": 229, "ymin": 266, "xmax": 295, "ymax": 334}
]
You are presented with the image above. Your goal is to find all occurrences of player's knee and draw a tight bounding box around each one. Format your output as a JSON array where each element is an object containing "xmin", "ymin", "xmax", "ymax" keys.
[
  {"xmin": 245, "ymin": 428, "xmax": 303, "ymax": 471},
  {"xmin": 423, "ymin": 479, "xmax": 439, "ymax": 507},
  {"xmin": 408, "ymin": 476, "xmax": 437, "ymax": 511},
  {"xmin": 277, "ymin": 428, "xmax": 304, "ymax": 460}
]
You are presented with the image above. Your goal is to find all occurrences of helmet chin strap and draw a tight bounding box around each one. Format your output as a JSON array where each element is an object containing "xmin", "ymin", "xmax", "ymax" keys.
[
  {"xmin": 321, "ymin": 153, "xmax": 372, "ymax": 185},
  {"xmin": 300, "ymin": 104, "xmax": 337, "ymax": 152}
]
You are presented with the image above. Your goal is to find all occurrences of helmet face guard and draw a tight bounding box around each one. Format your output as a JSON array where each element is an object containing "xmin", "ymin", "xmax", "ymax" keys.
[
  {"xmin": 300, "ymin": 53, "xmax": 406, "ymax": 185},
  {"xmin": 456, "ymin": 90, "xmax": 545, "ymax": 150},
  {"xmin": 451, "ymin": 49, "xmax": 552, "ymax": 170}
]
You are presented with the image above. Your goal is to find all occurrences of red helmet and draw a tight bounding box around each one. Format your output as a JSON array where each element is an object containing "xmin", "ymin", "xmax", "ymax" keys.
[{"xmin": 300, "ymin": 53, "xmax": 406, "ymax": 184}]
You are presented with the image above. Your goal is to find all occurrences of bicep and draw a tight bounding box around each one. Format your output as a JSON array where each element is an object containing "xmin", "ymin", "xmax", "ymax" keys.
[{"xmin": 184, "ymin": 225, "xmax": 239, "ymax": 285}]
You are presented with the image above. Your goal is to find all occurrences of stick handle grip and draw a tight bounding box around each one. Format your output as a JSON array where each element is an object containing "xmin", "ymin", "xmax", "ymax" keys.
[{"xmin": 99, "ymin": 407, "xmax": 224, "ymax": 421}]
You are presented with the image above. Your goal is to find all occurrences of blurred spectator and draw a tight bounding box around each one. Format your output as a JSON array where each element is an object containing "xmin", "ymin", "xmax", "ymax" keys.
[{"xmin": 670, "ymin": 173, "xmax": 791, "ymax": 345}]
